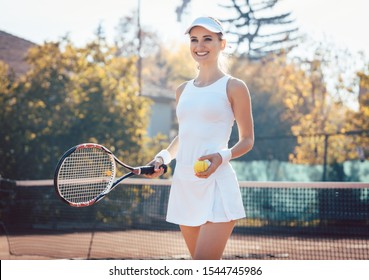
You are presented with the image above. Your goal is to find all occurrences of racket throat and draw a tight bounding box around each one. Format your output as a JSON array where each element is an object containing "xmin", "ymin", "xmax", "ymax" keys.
[{"xmin": 132, "ymin": 169, "xmax": 141, "ymax": 175}]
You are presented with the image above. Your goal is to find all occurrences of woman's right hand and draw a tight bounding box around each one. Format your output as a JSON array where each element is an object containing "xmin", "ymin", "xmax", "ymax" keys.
[{"xmin": 144, "ymin": 157, "xmax": 166, "ymax": 178}]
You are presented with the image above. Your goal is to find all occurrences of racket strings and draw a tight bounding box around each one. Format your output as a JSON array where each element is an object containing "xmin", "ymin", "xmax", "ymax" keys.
[{"xmin": 57, "ymin": 148, "xmax": 115, "ymax": 203}]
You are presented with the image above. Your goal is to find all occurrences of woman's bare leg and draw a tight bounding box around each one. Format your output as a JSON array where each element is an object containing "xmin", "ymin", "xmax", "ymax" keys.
[
  {"xmin": 179, "ymin": 225, "xmax": 200, "ymax": 259},
  {"xmin": 195, "ymin": 221, "xmax": 236, "ymax": 260},
  {"xmin": 180, "ymin": 221, "xmax": 236, "ymax": 260}
]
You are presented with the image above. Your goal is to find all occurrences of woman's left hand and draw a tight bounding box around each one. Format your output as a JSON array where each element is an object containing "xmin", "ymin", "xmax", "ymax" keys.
[{"xmin": 195, "ymin": 153, "xmax": 223, "ymax": 178}]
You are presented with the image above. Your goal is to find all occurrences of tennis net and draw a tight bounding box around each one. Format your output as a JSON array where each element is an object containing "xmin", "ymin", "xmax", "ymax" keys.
[{"xmin": 0, "ymin": 178, "xmax": 368, "ymax": 259}]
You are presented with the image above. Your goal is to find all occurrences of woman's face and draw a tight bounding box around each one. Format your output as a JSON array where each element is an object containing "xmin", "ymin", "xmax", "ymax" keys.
[{"xmin": 189, "ymin": 26, "xmax": 225, "ymax": 65}]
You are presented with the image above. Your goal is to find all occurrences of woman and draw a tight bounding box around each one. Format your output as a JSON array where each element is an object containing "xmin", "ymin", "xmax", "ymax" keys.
[{"xmin": 148, "ymin": 16, "xmax": 254, "ymax": 260}]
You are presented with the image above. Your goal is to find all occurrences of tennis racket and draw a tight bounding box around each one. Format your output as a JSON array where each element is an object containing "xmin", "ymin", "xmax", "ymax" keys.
[{"xmin": 54, "ymin": 143, "xmax": 167, "ymax": 207}]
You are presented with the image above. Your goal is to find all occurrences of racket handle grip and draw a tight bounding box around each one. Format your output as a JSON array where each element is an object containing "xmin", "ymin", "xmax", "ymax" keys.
[{"xmin": 139, "ymin": 164, "xmax": 167, "ymax": 175}]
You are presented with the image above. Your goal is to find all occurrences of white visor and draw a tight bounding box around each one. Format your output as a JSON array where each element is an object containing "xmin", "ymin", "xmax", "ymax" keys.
[{"xmin": 184, "ymin": 17, "xmax": 224, "ymax": 35}]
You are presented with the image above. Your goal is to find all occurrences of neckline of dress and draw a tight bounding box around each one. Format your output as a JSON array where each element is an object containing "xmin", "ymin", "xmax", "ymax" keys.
[{"xmin": 192, "ymin": 75, "xmax": 227, "ymax": 88}]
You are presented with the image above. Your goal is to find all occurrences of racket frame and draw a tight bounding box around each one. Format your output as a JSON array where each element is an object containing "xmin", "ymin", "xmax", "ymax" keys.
[{"xmin": 54, "ymin": 143, "xmax": 166, "ymax": 207}]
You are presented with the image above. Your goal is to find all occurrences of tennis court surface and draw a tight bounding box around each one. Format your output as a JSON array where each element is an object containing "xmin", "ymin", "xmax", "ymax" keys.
[{"xmin": 1, "ymin": 179, "xmax": 368, "ymax": 260}]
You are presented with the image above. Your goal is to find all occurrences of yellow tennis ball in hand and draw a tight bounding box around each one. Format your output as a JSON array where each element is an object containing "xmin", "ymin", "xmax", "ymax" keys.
[{"xmin": 194, "ymin": 160, "xmax": 210, "ymax": 173}]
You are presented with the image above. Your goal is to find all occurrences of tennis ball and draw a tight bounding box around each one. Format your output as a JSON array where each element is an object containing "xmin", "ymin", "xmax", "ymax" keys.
[{"xmin": 194, "ymin": 160, "xmax": 210, "ymax": 173}]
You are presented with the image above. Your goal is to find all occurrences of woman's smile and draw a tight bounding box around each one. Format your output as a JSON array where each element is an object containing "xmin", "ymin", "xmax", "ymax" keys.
[{"xmin": 195, "ymin": 51, "xmax": 209, "ymax": 57}]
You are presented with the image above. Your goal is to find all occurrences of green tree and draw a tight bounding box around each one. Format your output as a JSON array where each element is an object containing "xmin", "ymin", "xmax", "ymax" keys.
[
  {"xmin": 229, "ymin": 53, "xmax": 296, "ymax": 160},
  {"xmin": 0, "ymin": 62, "xmax": 17, "ymax": 178},
  {"xmin": 143, "ymin": 44, "xmax": 196, "ymax": 91},
  {"xmin": 280, "ymin": 45, "xmax": 369, "ymax": 180},
  {"xmin": 284, "ymin": 47, "xmax": 365, "ymax": 170},
  {"xmin": 220, "ymin": 0, "xmax": 300, "ymax": 59},
  {"xmin": 344, "ymin": 65, "xmax": 369, "ymax": 161},
  {"xmin": 1, "ymin": 42, "xmax": 76, "ymax": 179},
  {"xmin": 0, "ymin": 37, "xmax": 153, "ymax": 179},
  {"xmin": 114, "ymin": 12, "xmax": 160, "ymax": 58}
]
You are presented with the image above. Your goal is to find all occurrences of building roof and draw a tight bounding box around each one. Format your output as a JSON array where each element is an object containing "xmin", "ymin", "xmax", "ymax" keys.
[{"xmin": 0, "ymin": 30, "xmax": 36, "ymax": 75}]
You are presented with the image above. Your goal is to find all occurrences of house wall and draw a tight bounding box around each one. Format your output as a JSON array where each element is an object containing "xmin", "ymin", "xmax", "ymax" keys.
[{"xmin": 147, "ymin": 101, "xmax": 173, "ymax": 138}]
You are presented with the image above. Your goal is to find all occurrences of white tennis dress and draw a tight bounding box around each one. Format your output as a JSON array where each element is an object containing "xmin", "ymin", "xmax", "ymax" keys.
[{"xmin": 166, "ymin": 75, "xmax": 246, "ymax": 226}]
